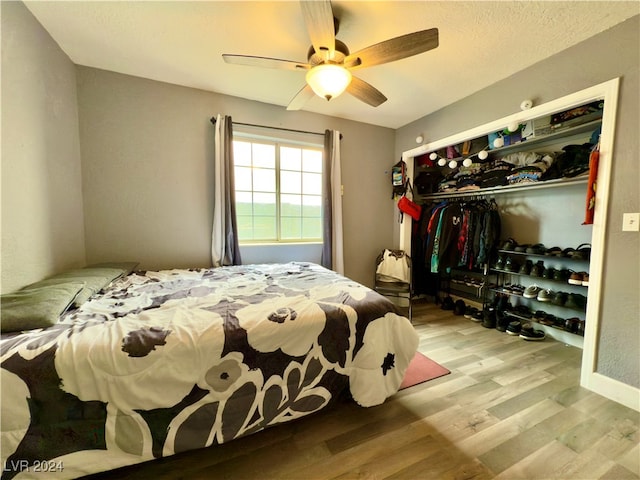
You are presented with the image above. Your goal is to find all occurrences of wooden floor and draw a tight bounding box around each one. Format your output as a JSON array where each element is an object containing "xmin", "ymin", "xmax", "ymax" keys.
[{"xmin": 86, "ymin": 302, "xmax": 639, "ymax": 480}]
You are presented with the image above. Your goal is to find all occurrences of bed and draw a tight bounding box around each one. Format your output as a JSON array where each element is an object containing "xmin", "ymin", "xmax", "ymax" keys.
[{"xmin": 1, "ymin": 262, "xmax": 418, "ymax": 479}]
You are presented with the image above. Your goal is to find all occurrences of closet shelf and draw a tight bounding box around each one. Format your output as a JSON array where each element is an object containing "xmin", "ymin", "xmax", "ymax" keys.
[
  {"xmin": 419, "ymin": 175, "xmax": 588, "ymax": 201},
  {"xmin": 488, "ymin": 118, "xmax": 602, "ymax": 156},
  {"xmin": 496, "ymin": 250, "xmax": 590, "ymax": 262}
]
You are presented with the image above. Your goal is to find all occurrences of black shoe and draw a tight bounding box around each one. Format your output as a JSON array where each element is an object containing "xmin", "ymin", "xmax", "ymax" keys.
[
  {"xmin": 496, "ymin": 310, "xmax": 511, "ymax": 332},
  {"xmin": 482, "ymin": 307, "xmax": 496, "ymax": 328},
  {"xmin": 530, "ymin": 260, "xmax": 545, "ymax": 277},
  {"xmin": 520, "ymin": 323, "xmax": 546, "ymax": 341},
  {"xmin": 519, "ymin": 260, "xmax": 533, "ymax": 275},
  {"xmin": 504, "ymin": 257, "xmax": 520, "ymax": 272},
  {"xmin": 552, "ymin": 291, "xmax": 568, "ymax": 306},
  {"xmin": 453, "ymin": 299, "xmax": 466, "ymax": 315},
  {"xmin": 441, "ymin": 296, "xmax": 454, "ymax": 310},
  {"xmin": 506, "ymin": 320, "xmax": 522, "ymax": 335},
  {"xmin": 565, "ymin": 293, "xmax": 587, "ymax": 310}
]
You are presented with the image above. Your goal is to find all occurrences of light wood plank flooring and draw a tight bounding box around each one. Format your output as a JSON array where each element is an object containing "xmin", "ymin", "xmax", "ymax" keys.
[{"xmin": 85, "ymin": 302, "xmax": 639, "ymax": 480}]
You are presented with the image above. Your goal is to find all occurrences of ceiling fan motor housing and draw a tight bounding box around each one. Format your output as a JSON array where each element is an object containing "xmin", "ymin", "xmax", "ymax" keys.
[{"xmin": 307, "ymin": 39, "xmax": 350, "ymax": 65}]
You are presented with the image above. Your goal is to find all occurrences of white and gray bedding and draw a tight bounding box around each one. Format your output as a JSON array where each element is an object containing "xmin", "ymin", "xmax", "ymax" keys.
[{"xmin": 1, "ymin": 262, "xmax": 417, "ymax": 479}]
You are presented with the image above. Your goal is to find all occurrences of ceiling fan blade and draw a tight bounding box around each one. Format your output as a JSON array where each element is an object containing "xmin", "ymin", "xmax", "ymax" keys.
[
  {"xmin": 347, "ymin": 76, "xmax": 387, "ymax": 107},
  {"xmin": 287, "ymin": 84, "xmax": 316, "ymax": 110},
  {"xmin": 345, "ymin": 28, "xmax": 439, "ymax": 70},
  {"xmin": 223, "ymin": 54, "xmax": 309, "ymax": 71},
  {"xmin": 300, "ymin": 0, "xmax": 335, "ymax": 60}
]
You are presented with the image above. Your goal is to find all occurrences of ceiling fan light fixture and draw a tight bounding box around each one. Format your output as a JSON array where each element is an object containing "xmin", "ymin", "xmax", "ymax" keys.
[{"xmin": 306, "ymin": 64, "xmax": 352, "ymax": 101}]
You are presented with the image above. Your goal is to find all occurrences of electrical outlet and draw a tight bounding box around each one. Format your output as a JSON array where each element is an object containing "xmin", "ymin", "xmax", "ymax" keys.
[{"xmin": 622, "ymin": 213, "xmax": 640, "ymax": 232}]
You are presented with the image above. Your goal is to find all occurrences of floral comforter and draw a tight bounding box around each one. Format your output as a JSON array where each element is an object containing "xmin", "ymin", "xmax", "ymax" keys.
[{"xmin": 1, "ymin": 262, "xmax": 418, "ymax": 479}]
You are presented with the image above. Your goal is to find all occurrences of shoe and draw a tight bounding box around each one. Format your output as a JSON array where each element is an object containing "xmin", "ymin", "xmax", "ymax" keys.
[
  {"xmin": 554, "ymin": 269, "xmax": 570, "ymax": 282},
  {"xmin": 542, "ymin": 267, "xmax": 557, "ymax": 280},
  {"xmin": 472, "ymin": 311, "xmax": 483, "ymax": 322},
  {"xmin": 552, "ymin": 291, "xmax": 568, "ymax": 306},
  {"xmin": 553, "ymin": 316, "xmax": 566, "ymax": 329},
  {"xmin": 506, "ymin": 320, "xmax": 522, "ymax": 335},
  {"xmin": 441, "ymin": 296, "xmax": 454, "ymax": 310},
  {"xmin": 565, "ymin": 293, "xmax": 587, "ymax": 310},
  {"xmin": 571, "ymin": 243, "xmax": 591, "ymax": 260},
  {"xmin": 533, "ymin": 310, "xmax": 547, "ymax": 322},
  {"xmin": 514, "ymin": 305, "xmax": 532, "ymax": 318},
  {"xmin": 581, "ymin": 273, "xmax": 589, "ymax": 287},
  {"xmin": 537, "ymin": 289, "xmax": 554, "ymax": 302},
  {"xmin": 494, "ymin": 256, "xmax": 506, "ymax": 270},
  {"xmin": 538, "ymin": 314, "xmax": 556, "ymax": 326},
  {"xmin": 496, "ymin": 310, "xmax": 511, "ymax": 332},
  {"xmin": 564, "ymin": 317, "xmax": 580, "ymax": 333},
  {"xmin": 530, "ymin": 260, "xmax": 545, "ymax": 277},
  {"xmin": 520, "ymin": 323, "xmax": 546, "ymax": 341},
  {"xmin": 504, "ymin": 257, "xmax": 520, "ymax": 272},
  {"xmin": 523, "ymin": 285, "xmax": 542, "ymax": 298},
  {"xmin": 464, "ymin": 306, "xmax": 479, "ymax": 319},
  {"xmin": 454, "ymin": 299, "xmax": 466, "ymax": 315},
  {"xmin": 568, "ymin": 272, "xmax": 586, "ymax": 285},
  {"xmin": 501, "ymin": 238, "xmax": 518, "ymax": 251},
  {"xmin": 519, "ymin": 260, "xmax": 533, "ymax": 275},
  {"xmin": 526, "ymin": 243, "xmax": 546, "ymax": 255},
  {"xmin": 482, "ymin": 307, "xmax": 496, "ymax": 328},
  {"xmin": 495, "ymin": 295, "xmax": 511, "ymax": 312},
  {"xmin": 545, "ymin": 246, "xmax": 562, "ymax": 256},
  {"xmin": 577, "ymin": 320, "xmax": 586, "ymax": 336}
]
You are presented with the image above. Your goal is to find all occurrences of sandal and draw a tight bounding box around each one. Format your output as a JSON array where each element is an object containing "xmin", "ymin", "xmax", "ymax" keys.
[
  {"xmin": 545, "ymin": 246, "xmax": 562, "ymax": 256},
  {"xmin": 571, "ymin": 243, "xmax": 591, "ymax": 260}
]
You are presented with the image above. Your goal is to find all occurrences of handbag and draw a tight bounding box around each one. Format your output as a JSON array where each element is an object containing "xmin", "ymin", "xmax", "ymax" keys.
[{"xmin": 397, "ymin": 181, "xmax": 422, "ymax": 221}]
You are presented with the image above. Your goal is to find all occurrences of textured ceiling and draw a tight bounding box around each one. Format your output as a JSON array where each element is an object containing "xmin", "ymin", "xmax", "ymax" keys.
[{"xmin": 24, "ymin": 1, "xmax": 638, "ymax": 129}]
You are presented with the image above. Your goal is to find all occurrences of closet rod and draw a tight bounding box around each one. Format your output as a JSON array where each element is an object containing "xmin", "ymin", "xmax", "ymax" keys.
[{"xmin": 209, "ymin": 116, "xmax": 342, "ymax": 139}]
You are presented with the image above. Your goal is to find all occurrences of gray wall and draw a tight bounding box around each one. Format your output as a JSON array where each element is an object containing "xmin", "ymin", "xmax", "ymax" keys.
[
  {"xmin": 76, "ymin": 67, "xmax": 396, "ymax": 287},
  {"xmin": 395, "ymin": 16, "xmax": 640, "ymax": 388},
  {"xmin": 1, "ymin": 1, "xmax": 86, "ymax": 293}
]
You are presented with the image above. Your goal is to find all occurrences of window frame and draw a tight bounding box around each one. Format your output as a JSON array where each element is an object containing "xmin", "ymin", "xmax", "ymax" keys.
[{"xmin": 232, "ymin": 132, "xmax": 324, "ymax": 245}]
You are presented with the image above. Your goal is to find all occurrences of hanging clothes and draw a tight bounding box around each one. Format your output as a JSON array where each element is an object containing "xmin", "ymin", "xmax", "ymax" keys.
[{"xmin": 419, "ymin": 198, "xmax": 502, "ymax": 275}]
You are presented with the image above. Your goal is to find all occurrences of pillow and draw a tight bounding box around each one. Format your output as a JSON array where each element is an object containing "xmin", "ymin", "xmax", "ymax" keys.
[
  {"xmin": 28, "ymin": 267, "xmax": 127, "ymax": 308},
  {"xmin": 86, "ymin": 262, "xmax": 139, "ymax": 275},
  {"xmin": 1, "ymin": 282, "xmax": 84, "ymax": 333}
]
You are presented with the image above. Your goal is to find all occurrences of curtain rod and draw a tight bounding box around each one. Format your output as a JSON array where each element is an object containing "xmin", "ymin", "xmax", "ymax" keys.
[{"xmin": 209, "ymin": 117, "xmax": 342, "ymax": 139}]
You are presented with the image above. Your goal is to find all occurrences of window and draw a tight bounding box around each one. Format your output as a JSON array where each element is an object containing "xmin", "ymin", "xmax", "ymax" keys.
[{"xmin": 233, "ymin": 138, "xmax": 323, "ymax": 243}]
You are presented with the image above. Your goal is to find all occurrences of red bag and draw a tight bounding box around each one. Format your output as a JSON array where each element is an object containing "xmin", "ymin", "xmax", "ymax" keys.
[{"xmin": 398, "ymin": 194, "xmax": 422, "ymax": 221}]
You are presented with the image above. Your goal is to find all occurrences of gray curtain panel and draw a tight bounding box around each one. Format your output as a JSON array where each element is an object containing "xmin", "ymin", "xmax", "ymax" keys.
[
  {"xmin": 211, "ymin": 114, "xmax": 242, "ymax": 267},
  {"xmin": 321, "ymin": 129, "xmax": 344, "ymax": 274}
]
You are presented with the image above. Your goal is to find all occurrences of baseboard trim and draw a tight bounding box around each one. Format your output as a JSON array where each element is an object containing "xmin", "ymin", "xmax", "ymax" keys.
[{"xmin": 585, "ymin": 372, "xmax": 640, "ymax": 412}]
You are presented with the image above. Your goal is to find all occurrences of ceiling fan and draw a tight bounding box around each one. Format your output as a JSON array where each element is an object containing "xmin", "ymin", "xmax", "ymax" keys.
[{"xmin": 222, "ymin": 0, "xmax": 439, "ymax": 110}]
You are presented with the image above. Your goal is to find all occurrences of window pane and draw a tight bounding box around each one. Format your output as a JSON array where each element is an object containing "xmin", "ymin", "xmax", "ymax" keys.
[
  {"xmin": 281, "ymin": 194, "xmax": 301, "ymax": 216},
  {"xmin": 281, "ymin": 170, "xmax": 301, "ymax": 194},
  {"xmin": 281, "ymin": 147, "xmax": 302, "ymax": 171},
  {"xmin": 233, "ymin": 141, "xmax": 252, "ymax": 166},
  {"xmin": 252, "ymin": 143, "xmax": 275, "ymax": 168},
  {"xmin": 235, "ymin": 166, "xmax": 253, "ymax": 191},
  {"xmin": 253, "ymin": 192, "xmax": 276, "ymax": 215},
  {"xmin": 281, "ymin": 216, "xmax": 301, "ymax": 240},
  {"xmin": 302, "ymin": 150, "xmax": 322, "ymax": 173},
  {"xmin": 253, "ymin": 168, "xmax": 275, "ymax": 192},
  {"xmin": 235, "ymin": 191, "xmax": 253, "ymax": 216},
  {"xmin": 302, "ymin": 217, "xmax": 322, "ymax": 239},
  {"xmin": 236, "ymin": 215, "xmax": 254, "ymax": 241},
  {"xmin": 302, "ymin": 195, "xmax": 322, "ymax": 217},
  {"xmin": 302, "ymin": 172, "xmax": 322, "ymax": 195},
  {"xmin": 233, "ymin": 138, "xmax": 322, "ymax": 243},
  {"xmin": 254, "ymin": 216, "xmax": 277, "ymax": 240}
]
